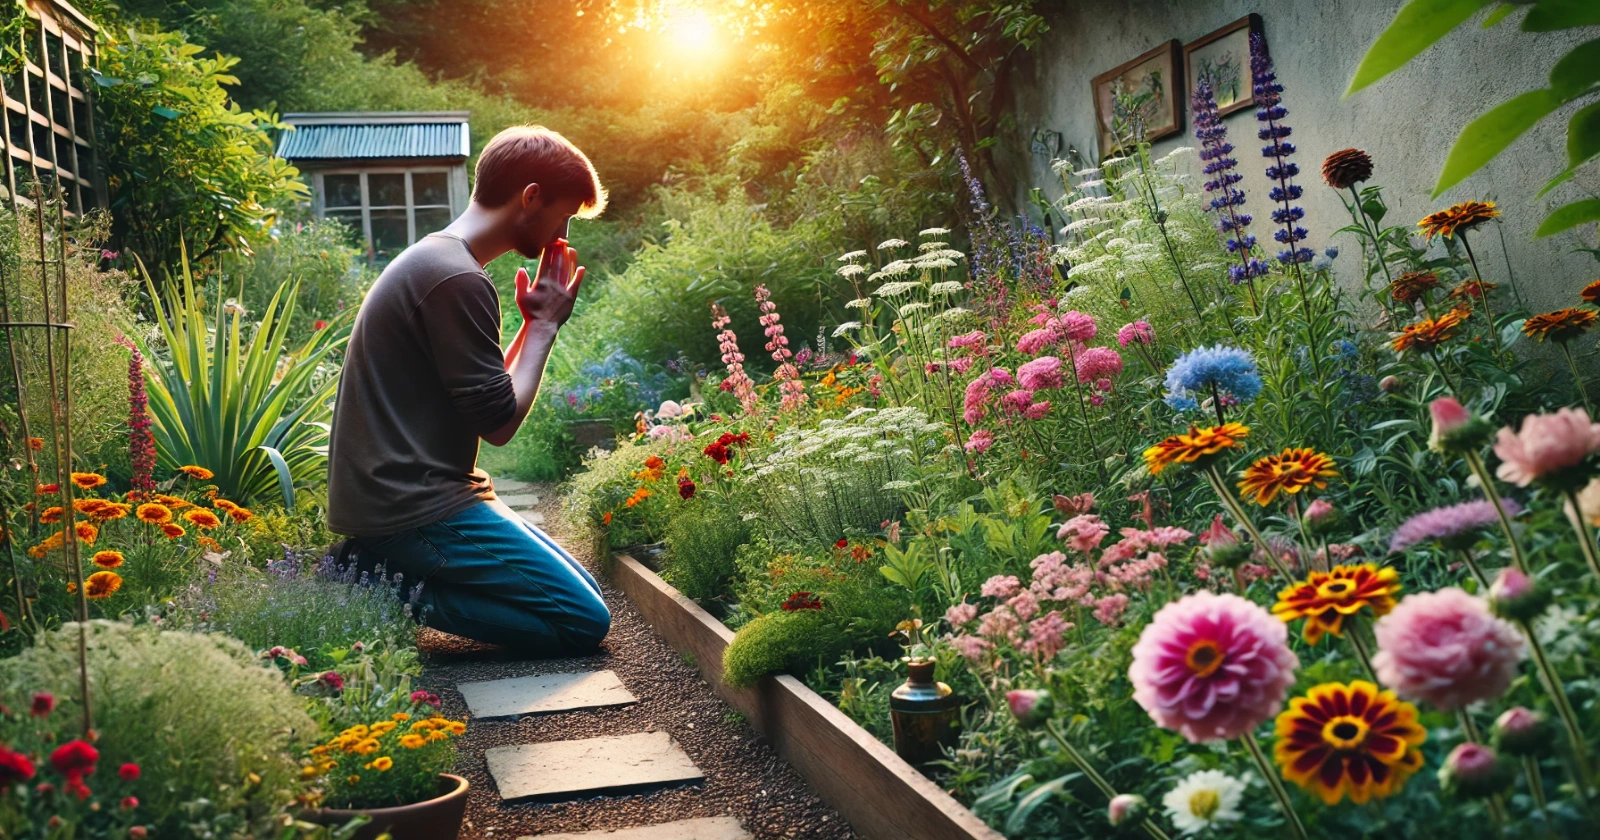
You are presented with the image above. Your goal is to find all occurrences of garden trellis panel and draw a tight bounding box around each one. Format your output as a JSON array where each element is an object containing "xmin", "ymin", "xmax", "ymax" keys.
[{"xmin": 0, "ymin": 0, "xmax": 103, "ymax": 217}]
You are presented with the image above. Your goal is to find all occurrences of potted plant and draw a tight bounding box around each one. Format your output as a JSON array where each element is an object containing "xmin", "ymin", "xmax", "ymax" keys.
[{"xmin": 301, "ymin": 711, "xmax": 471, "ymax": 840}]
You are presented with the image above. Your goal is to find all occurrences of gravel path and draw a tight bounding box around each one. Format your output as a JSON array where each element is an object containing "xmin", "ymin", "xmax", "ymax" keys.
[{"xmin": 417, "ymin": 485, "xmax": 856, "ymax": 840}]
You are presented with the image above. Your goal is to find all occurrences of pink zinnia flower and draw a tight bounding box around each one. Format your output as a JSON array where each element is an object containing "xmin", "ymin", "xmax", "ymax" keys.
[
  {"xmin": 1073, "ymin": 346, "xmax": 1124, "ymax": 384},
  {"xmin": 1117, "ymin": 320, "xmax": 1154, "ymax": 347},
  {"xmin": 1371, "ymin": 587, "xmax": 1523, "ymax": 711},
  {"xmin": 1493, "ymin": 407, "xmax": 1600, "ymax": 489},
  {"xmin": 1058, "ymin": 310, "xmax": 1097, "ymax": 342},
  {"xmin": 1017, "ymin": 356, "xmax": 1064, "ymax": 391},
  {"xmin": 1129, "ymin": 591, "xmax": 1298, "ymax": 742},
  {"xmin": 1389, "ymin": 498, "xmax": 1522, "ymax": 553}
]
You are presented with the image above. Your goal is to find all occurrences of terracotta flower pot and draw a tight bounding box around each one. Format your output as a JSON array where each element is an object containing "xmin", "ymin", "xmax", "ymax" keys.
[{"xmin": 307, "ymin": 773, "xmax": 469, "ymax": 840}]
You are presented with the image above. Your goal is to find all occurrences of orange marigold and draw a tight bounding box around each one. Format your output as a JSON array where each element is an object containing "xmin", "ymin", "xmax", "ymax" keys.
[
  {"xmin": 1391, "ymin": 308, "xmax": 1470, "ymax": 353},
  {"xmin": 74, "ymin": 521, "xmax": 98, "ymax": 546},
  {"xmin": 39, "ymin": 506, "xmax": 64, "ymax": 525},
  {"xmin": 1272, "ymin": 564, "xmax": 1401, "ymax": 644},
  {"xmin": 177, "ymin": 465, "xmax": 215, "ymax": 481},
  {"xmin": 183, "ymin": 509, "xmax": 221, "ymax": 529},
  {"xmin": 213, "ymin": 499, "xmax": 238, "ymax": 512},
  {"xmin": 160, "ymin": 523, "xmax": 185, "ymax": 539},
  {"xmin": 1142, "ymin": 423, "xmax": 1250, "ymax": 475},
  {"xmin": 1238, "ymin": 448, "xmax": 1340, "ymax": 506},
  {"xmin": 228, "ymin": 507, "xmax": 254, "ymax": 524},
  {"xmin": 1522, "ymin": 307, "xmax": 1597, "ymax": 344},
  {"xmin": 35, "ymin": 483, "xmax": 59, "ymax": 495},
  {"xmin": 135, "ymin": 503, "xmax": 173, "ymax": 524},
  {"xmin": 1386, "ymin": 271, "xmax": 1439, "ymax": 305},
  {"xmin": 85, "ymin": 570, "xmax": 122, "ymax": 599},
  {"xmin": 92, "ymin": 503, "xmax": 131, "ymax": 522},
  {"xmin": 1581, "ymin": 279, "xmax": 1600, "ymax": 305},
  {"xmin": 153, "ymin": 494, "xmax": 191, "ymax": 510},
  {"xmin": 92, "ymin": 550, "xmax": 125, "ymax": 569},
  {"xmin": 1417, "ymin": 200, "xmax": 1498, "ymax": 240},
  {"xmin": 1447, "ymin": 279, "xmax": 1498, "ymax": 304},
  {"xmin": 70, "ymin": 472, "xmax": 107, "ymax": 490},
  {"xmin": 27, "ymin": 437, "xmax": 42, "ymax": 451}
]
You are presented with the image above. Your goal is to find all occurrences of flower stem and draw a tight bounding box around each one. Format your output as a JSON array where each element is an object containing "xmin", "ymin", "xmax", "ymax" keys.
[
  {"xmin": 1045, "ymin": 720, "xmax": 1174, "ymax": 840},
  {"xmin": 1563, "ymin": 487, "xmax": 1600, "ymax": 580},
  {"xmin": 1516, "ymin": 615, "xmax": 1594, "ymax": 787},
  {"xmin": 1560, "ymin": 343, "xmax": 1594, "ymax": 415},
  {"xmin": 1241, "ymin": 730, "xmax": 1310, "ymax": 840},
  {"xmin": 1458, "ymin": 233, "xmax": 1502, "ymax": 356},
  {"xmin": 1523, "ymin": 755, "xmax": 1548, "ymax": 812},
  {"xmin": 1343, "ymin": 616, "xmax": 1379, "ymax": 683},
  {"xmin": 1204, "ymin": 465, "xmax": 1291, "ymax": 581},
  {"xmin": 1459, "ymin": 710, "xmax": 1510, "ymax": 825},
  {"xmin": 1425, "ymin": 347, "xmax": 1462, "ymax": 397},
  {"xmin": 1456, "ymin": 549, "xmax": 1490, "ymax": 589},
  {"xmin": 1461, "ymin": 450, "xmax": 1528, "ymax": 573}
]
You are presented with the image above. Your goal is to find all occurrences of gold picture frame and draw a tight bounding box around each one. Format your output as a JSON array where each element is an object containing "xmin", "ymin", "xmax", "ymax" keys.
[{"xmin": 1091, "ymin": 40, "xmax": 1184, "ymax": 156}]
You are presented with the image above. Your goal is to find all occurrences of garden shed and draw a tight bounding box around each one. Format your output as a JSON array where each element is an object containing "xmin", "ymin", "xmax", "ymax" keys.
[{"xmin": 276, "ymin": 111, "xmax": 471, "ymax": 261}]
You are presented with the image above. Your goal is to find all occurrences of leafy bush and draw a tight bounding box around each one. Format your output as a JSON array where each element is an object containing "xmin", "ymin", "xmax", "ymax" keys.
[
  {"xmin": 238, "ymin": 218, "xmax": 373, "ymax": 345},
  {"xmin": 0, "ymin": 622, "xmax": 316, "ymax": 834},
  {"xmin": 662, "ymin": 498, "xmax": 750, "ymax": 601},
  {"xmin": 721, "ymin": 608, "xmax": 850, "ymax": 689}
]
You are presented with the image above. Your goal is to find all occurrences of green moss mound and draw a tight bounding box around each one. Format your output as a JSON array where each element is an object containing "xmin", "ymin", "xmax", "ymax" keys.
[{"xmin": 722, "ymin": 609, "xmax": 850, "ymax": 689}]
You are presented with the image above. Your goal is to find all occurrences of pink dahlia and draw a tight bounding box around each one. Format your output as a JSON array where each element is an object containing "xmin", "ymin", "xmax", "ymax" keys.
[
  {"xmin": 1018, "ymin": 356, "xmax": 1065, "ymax": 391},
  {"xmin": 1493, "ymin": 407, "xmax": 1600, "ymax": 490},
  {"xmin": 1129, "ymin": 591, "xmax": 1298, "ymax": 742},
  {"xmin": 1371, "ymin": 587, "xmax": 1524, "ymax": 711}
]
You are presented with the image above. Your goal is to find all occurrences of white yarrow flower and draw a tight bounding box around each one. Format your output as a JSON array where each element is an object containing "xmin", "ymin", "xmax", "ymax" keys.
[
  {"xmin": 929, "ymin": 281, "xmax": 965, "ymax": 295},
  {"xmin": 1161, "ymin": 770, "xmax": 1247, "ymax": 835},
  {"xmin": 877, "ymin": 238, "xmax": 910, "ymax": 251},
  {"xmin": 832, "ymin": 321, "xmax": 861, "ymax": 337},
  {"xmin": 836, "ymin": 263, "xmax": 867, "ymax": 278},
  {"xmin": 838, "ymin": 250, "xmax": 868, "ymax": 262},
  {"xmin": 918, "ymin": 227, "xmax": 951, "ymax": 237},
  {"xmin": 845, "ymin": 297, "xmax": 873, "ymax": 310}
]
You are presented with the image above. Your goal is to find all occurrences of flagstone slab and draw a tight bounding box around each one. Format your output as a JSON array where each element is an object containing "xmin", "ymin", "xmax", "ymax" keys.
[
  {"xmin": 458, "ymin": 670, "xmax": 637, "ymax": 720},
  {"xmin": 486, "ymin": 732, "xmax": 704, "ymax": 803},
  {"xmin": 493, "ymin": 479, "xmax": 537, "ymax": 494},
  {"xmin": 498, "ymin": 493, "xmax": 542, "ymax": 508},
  {"xmin": 517, "ymin": 509, "xmax": 546, "ymax": 527},
  {"xmin": 521, "ymin": 816, "xmax": 752, "ymax": 840}
]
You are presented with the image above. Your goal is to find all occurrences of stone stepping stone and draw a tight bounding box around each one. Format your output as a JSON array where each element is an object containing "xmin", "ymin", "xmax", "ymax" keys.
[
  {"xmin": 517, "ymin": 509, "xmax": 545, "ymax": 527},
  {"xmin": 458, "ymin": 670, "xmax": 637, "ymax": 720},
  {"xmin": 499, "ymin": 492, "xmax": 542, "ymax": 508},
  {"xmin": 493, "ymin": 478, "xmax": 537, "ymax": 494},
  {"xmin": 520, "ymin": 816, "xmax": 752, "ymax": 840},
  {"xmin": 486, "ymin": 732, "xmax": 703, "ymax": 803}
]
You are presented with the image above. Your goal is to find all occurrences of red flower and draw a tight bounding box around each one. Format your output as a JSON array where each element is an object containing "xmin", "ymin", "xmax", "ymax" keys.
[
  {"xmin": 65, "ymin": 775, "xmax": 91, "ymax": 800},
  {"xmin": 31, "ymin": 693, "xmax": 54, "ymax": 717},
  {"xmin": 835, "ymin": 538, "xmax": 848, "ymax": 549},
  {"xmin": 319, "ymin": 671, "xmax": 345, "ymax": 691},
  {"xmin": 50, "ymin": 740, "xmax": 98, "ymax": 777},
  {"xmin": 0, "ymin": 747, "xmax": 36, "ymax": 784},
  {"xmin": 314, "ymin": 320, "xmax": 329, "ymax": 330},
  {"xmin": 703, "ymin": 442, "xmax": 730, "ymax": 464},
  {"xmin": 121, "ymin": 795, "xmax": 139, "ymax": 811},
  {"xmin": 781, "ymin": 591, "xmax": 823, "ymax": 611},
  {"xmin": 119, "ymin": 763, "xmax": 140, "ymax": 781},
  {"xmin": 678, "ymin": 480, "xmax": 696, "ymax": 500}
]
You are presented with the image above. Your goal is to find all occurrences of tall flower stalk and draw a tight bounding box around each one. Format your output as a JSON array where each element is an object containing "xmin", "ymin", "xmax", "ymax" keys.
[
  {"xmin": 710, "ymin": 304, "xmax": 759, "ymax": 415},
  {"xmin": 122, "ymin": 340, "xmax": 156, "ymax": 498},
  {"xmin": 754, "ymin": 284, "xmax": 808, "ymax": 412},
  {"xmin": 1251, "ymin": 35, "xmax": 1314, "ymax": 287},
  {"xmin": 1193, "ymin": 77, "xmax": 1266, "ymax": 314}
]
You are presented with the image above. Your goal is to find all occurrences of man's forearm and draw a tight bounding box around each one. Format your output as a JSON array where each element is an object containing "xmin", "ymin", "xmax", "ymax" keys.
[{"xmin": 483, "ymin": 319, "xmax": 560, "ymax": 446}]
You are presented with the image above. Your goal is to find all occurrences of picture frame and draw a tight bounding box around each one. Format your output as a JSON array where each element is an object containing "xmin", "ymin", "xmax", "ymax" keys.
[
  {"xmin": 1090, "ymin": 40, "xmax": 1183, "ymax": 156},
  {"xmin": 1184, "ymin": 14, "xmax": 1265, "ymax": 118}
]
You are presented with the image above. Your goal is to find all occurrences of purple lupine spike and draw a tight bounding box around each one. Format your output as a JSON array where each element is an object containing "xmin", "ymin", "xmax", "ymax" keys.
[
  {"xmin": 1251, "ymin": 33, "xmax": 1313, "ymax": 269},
  {"xmin": 1193, "ymin": 76, "xmax": 1268, "ymax": 286}
]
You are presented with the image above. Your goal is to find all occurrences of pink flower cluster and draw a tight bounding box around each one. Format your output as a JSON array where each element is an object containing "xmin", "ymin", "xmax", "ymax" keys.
[
  {"xmin": 963, "ymin": 367, "xmax": 1015, "ymax": 426},
  {"xmin": 1016, "ymin": 309, "xmax": 1097, "ymax": 356},
  {"xmin": 710, "ymin": 304, "xmax": 758, "ymax": 415},
  {"xmin": 1116, "ymin": 320, "xmax": 1155, "ymax": 347},
  {"xmin": 754, "ymin": 284, "xmax": 808, "ymax": 412},
  {"xmin": 125, "ymin": 343, "xmax": 156, "ymax": 495}
]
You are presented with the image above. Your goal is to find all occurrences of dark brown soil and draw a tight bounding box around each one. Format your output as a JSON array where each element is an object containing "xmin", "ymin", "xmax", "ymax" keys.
[{"xmin": 417, "ymin": 486, "xmax": 855, "ymax": 840}]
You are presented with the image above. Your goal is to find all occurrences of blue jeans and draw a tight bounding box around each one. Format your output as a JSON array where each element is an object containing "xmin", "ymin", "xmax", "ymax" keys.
[{"xmin": 355, "ymin": 501, "xmax": 610, "ymax": 653}]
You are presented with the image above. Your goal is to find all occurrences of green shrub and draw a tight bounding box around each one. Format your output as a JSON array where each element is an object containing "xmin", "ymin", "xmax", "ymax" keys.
[
  {"xmin": 0, "ymin": 621, "xmax": 316, "ymax": 834},
  {"xmin": 662, "ymin": 499, "xmax": 750, "ymax": 601},
  {"xmin": 236, "ymin": 218, "xmax": 372, "ymax": 345},
  {"xmin": 721, "ymin": 609, "xmax": 850, "ymax": 689}
]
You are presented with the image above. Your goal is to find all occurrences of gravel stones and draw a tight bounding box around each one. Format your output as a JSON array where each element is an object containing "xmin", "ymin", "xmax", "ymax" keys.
[{"xmin": 521, "ymin": 816, "xmax": 753, "ymax": 840}]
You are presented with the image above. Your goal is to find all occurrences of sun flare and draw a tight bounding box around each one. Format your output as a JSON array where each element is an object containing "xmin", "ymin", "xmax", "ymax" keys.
[{"xmin": 664, "ymin": 10, "xmax": 717, "ymax": 53}]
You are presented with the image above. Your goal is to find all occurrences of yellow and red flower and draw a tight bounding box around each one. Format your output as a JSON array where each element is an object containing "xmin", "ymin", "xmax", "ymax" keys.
[
  {"xmin": 39, "ymin": 506, "xmax": 64, "ymax": 525},
  {"xmin": 1391, "ymin": 308, "xmax": 1470, "ymax": 353},
  {"xmin": 92, "ymin": 502, "xmax": 132, "ymax": 522},
  {"xmin": 92, "ymin": 550, "xmax": 125, "ymax": 570},
  {"xmin": 213, "ymin": 499, "xmax": 239, "ymax": 513},
  {"xmin": 183, "ymin": 509, "xmax": 221, "ymax": 529},
  {"xmin": 1238, "ymin": 448, "xmax": 1339, "ymax": 506},
  {"xmin": 177, "ymin": 465, "xmax": 214, "ymax": 481},
  {"xmin": 153, "ymin": 494, "xmax": 191, "ymax": 510},
  {"xmin": 70, "ymin": 472, "xmax": 107, "ymax": 490},
  {"xmin": 1272, "ymin": 564, "xmax": 1401, "ymax": 644},
  {"xmin": 135, "ymin": 503, "xmax": 173, "ymax": 524},
  {"xmin": 227, "ymin": 507, "xmax": 253, "ymax": 524},
  {"xmin": 1522, "ymin": 307, "xmax": 1597, "ymax": 344},
  {"xmin": 1417, "ymin": 200, "xmax": 1498, "ymax": 241},
  {"xmin": 1447, "ymin": 278, "xmax": 1497, "ymax": 304},
  {"xmin": 35, "ymin": 483, "xmax": 59, "ymax": 496},
  {"xmin": 1274, "ymin": 680, "xmax": 1425, "ymax": 805},
  {"xmin": 1581, "ymin": 279, "xmax": 1600, "ymax": 306},
  {"xmin": 1386, "ymin": 271, "xmax": 1439, "ymax": 305},
  {"xmin": 1142, "ymin": 424, "xmax": 1250, "ymax": 475},
  {"xmin": 159, "ymin": 523, "xmax": 185, "ymax": 539},
  {"xmin": 84, "ymin": 571, "xmax": 122, "ymax": 600},
  {"xmin": 74, "ymin": 522, "xmax": 98, "ymax": 546}
]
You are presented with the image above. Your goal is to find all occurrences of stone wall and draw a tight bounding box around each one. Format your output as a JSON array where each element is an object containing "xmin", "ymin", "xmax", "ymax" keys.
[{"xmin": 997, "ymin": 0, "xmax": 1596, "ymax": 314}]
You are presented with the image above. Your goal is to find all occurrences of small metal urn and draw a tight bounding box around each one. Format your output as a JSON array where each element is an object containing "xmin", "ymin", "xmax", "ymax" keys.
[{"xmin": 890, "ymin": 659, "xmax": 959, "ymax": 765}]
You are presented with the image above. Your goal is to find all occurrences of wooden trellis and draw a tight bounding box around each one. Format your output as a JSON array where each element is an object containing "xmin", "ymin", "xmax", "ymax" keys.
[{"xmin": 0, "ymin": 0, "xmax": 103, "ymax": 216}]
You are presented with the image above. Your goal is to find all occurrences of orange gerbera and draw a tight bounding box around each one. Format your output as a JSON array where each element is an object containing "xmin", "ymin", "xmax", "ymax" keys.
[
  {"xmin": 135, "ymin": 503, "xmax": 173, "ymax": 524},
  {"xmin": 177, "ymin": 465, "xmax": 214, "ymax": 480},
  {"xmin": 160, "ymin": 523, "xmax": 185, "ymax": 539},
  {"xmin": 39, "ymin": 506, "xmax": 64, "ymax": 525},
  {"xmin": 84, "ymin": 570, "xmax": 122, "ymax": 599},
  {"xmin": 1447, "ymin": 278, "xmax": 1497, "ymax": 303},
  {"xmin": 1142, "ymin": 423, "xmax": 1250, "ymax": 475},
  {"xmin": 1581, "ymin": 279, "xmax": 1600, "ymax": 305},
  {"xmin": 1522, "ymin": 307, "xmax": 1597, "ymax": 344},
  {"xmin": 153, "ymin": 494, "xmax": 191, "ymax": 510},
  {"xmin": 228, "ymin": 507, "xmax": 254, "ymax": 524},
  {"xmin": 213, "ymin": 499, "xmax": 238, "ymax": 512},
  {"xmin": 1417, "ymin": 200, "xmax": 1499, "ymax": 240},
  {"xmin": 74, "ymin": 522, "xmax": 98, "ymax": 546},
  {"xmin": 73, "ymin": 499, "xmax": 109, "ymax": 516},
  {"xmin": 183, "ymin": 509, "xmax": 221, "ymax": 529},
  {"xmin": 35, "ymin": 483, "xmax": 59, "ymax": 495},
  {"xmin": 92, "ymin": 550, "xmax": 125, "ymax": 569},
  {"xmin": 1391, "ymin": 308, "xmax": 1470, "ymax": 353},
  {"xmin": 1238, "ymin": 448, "xmax": 1339, "ymax": 506},
  {"xmin": 92, "ymin": 502, "xmax": 131, "ymax": 522},
  {"xmin": 1272, "ymin": 564, "xmax": 1401, "ymax": 644},
  {"xmin": 1386, "ymin": 271, "xmax": 1439, "ymax": 305},
  {"xmin": 1274, "ymin": 681, "xmax": 1425, "ymax": 805},
  {"xmin": 70, "ymin": 472, "xmax": 107, "ymax": 490}
]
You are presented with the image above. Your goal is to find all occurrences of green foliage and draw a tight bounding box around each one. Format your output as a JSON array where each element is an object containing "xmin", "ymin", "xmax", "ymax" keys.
[
  {"xmin": 0, "ymin": 622, "xmax": 316, "ymax": 834},
  {"xmin": 92, "ymin": 26, "xmax": 308, "ymax": 272},
  {"xmin": 721, "ymin": 608, "xmax": 850, "ymax": 688},
  {"xmin": 236, "ymin": 219, "xmax": 374, "ymax": 346},
  {"xmin": 662, "ymin": 498, "xmax": 751, "ymax": 602},
  {"xmin": 138, "ymin": 253, "xmax": 349, "ymax": 504}
]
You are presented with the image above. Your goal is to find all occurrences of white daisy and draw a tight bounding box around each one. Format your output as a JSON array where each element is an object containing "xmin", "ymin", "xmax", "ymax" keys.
[{"xmin": 1161, "ymin": 770, "xmax": 1247, "ymax": 835}]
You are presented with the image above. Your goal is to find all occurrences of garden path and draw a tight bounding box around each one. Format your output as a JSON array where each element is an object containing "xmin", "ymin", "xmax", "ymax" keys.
[{"xmin": 417, "ymin": 482, "xmax": 855, "ymax": 840}]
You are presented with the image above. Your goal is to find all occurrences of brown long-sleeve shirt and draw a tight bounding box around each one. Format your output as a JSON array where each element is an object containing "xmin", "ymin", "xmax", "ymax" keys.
[{"xmin": 327, "ymin": 233, "xmax": 515, "ymax": 536}]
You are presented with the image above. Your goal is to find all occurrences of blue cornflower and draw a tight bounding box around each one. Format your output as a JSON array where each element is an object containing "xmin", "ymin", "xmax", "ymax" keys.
[
  {"xmin": 1164, "ymin": 345, "xmax": 1263, "ymax": 413},
  {"xmin": 1251, "ymin": 34, "xmax": 1313, "ymax": 269}
]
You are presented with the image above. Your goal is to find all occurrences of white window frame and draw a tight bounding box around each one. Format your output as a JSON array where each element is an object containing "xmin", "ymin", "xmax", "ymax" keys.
[{"xmin": 313, "ymin": 166, "xmax": 459, "ymax": 253}]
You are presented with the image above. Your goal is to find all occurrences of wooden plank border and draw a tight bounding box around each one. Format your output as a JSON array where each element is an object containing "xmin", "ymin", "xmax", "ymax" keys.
[{"xmin": 610, "ymin": 553, "xmax": 1004, "ymax": 840}]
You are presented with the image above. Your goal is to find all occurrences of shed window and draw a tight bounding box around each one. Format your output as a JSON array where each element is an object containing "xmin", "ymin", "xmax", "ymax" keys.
[{"xmin": 316, "ymin": 168, "xmax": 457, "ymax": 260}]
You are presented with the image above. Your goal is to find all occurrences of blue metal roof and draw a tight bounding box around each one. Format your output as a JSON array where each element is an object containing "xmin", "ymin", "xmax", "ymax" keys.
[{"xmin": 277, "ymin": 113, "xmax": 470, "ymax": 161}]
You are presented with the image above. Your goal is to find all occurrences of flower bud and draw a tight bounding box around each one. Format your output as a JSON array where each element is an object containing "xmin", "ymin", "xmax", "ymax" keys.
[
  {"xmin": 1200, "ymin": 515, "xmax": 1251, "ymax": 568},
  {"xmin": 1302, "ymin": 499, "xmax": 1341, "ymax": 535},
  {"xmin": 1438, "ymin": 742, "xmax": 1512, "ymax": 798},
  {"xmin": 1005, "ymin": 689, "xmax": 1055, "ymax": 730},
  {"xmin": 1428, "ymin": 397, "xmax": 1493, "ymax": 455},
  {"xmin": 1108, "ymin": 793, "xmax": 1147, "ymax": 828},
  {"xmin": 1492, "ymin": 706, "xmax": 1551, "ymax": 757},
  {"xmin": 1379, "ymin": 375, "xmax": 1401, "ymax": 393},
  {"xmin": 1488, "ymin": 567, "xmax": 1550, "ymax": 622}
]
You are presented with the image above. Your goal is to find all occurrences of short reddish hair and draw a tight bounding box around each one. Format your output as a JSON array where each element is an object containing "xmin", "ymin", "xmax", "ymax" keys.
[{"xmin": 472, "ymin": 126, "xmax": 607, "ymax": 218}]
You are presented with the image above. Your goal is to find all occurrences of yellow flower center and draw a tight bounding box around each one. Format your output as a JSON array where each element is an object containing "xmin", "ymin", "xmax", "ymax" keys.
[
  {"xmin": 1185, "ymin": 639, "xmax": 1224, "ymax": 679},
  {"xmin": 1316, "ymin": 579, "xmax": 1354, "ymax": 602},
  {"xmin": 1188, "ymin": 788, "xmax": 1221, "ymax": 820},
  {"xmin": 1321, "ymin": 715, "xmax": 1370, "ymax": 751}
]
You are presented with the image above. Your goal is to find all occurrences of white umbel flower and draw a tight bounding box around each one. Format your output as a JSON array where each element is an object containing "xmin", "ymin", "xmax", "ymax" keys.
[
  {"xmin": 918, "ymin": 227, "xmax": 951, "ymax": 237},
  {"xmin": 1161, "ymin": 770, "xmax": 1246, "ymax": 835},
  {"xmin": 838, "ymin": 250, "xmax": 868, "ymax": 262},
  {"xmin": 877, "ymin": 238, "xmax": 910, "ymax": 251}
]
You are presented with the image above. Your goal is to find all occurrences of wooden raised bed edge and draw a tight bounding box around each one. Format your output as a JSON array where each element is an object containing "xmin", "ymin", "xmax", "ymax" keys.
[{"xmin": 609, "ymin": 552, "xmax": 1005, "ymax": 840}]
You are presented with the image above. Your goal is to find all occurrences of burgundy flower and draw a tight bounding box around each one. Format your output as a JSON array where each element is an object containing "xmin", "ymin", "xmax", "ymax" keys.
[
  {"xmin": 780, "ymin": 591, "xmax": 823, "ymax": 611},
  {"xmin": 31, "ymin": 693, "xmax": 54, "ymax": 717}
]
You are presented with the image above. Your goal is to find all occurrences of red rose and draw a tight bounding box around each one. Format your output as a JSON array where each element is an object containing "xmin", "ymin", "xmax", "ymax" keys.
[
  {"xmin": 0, "ymin": 747, "xmax": 35, "ymax": 784},
  {"xmin": 119, "ymin": 762, "xmax": 140, "ymax": 781}
]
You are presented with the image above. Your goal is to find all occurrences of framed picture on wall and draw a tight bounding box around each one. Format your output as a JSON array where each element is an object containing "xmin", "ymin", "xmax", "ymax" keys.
[
  {"xmin": 1184, "ymin": 14, "xmax": 1265, "ymax": 117},
  {"xmin": 1091, "ymin": 40, "xmax": 1183, "ymax": 155}
]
